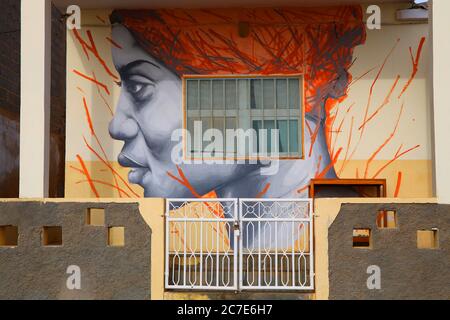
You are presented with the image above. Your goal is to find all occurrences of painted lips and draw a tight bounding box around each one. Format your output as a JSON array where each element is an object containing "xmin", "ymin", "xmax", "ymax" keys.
[{"xmin": 118, "ymin": 153, "xmax": 150, "ymax": 184}]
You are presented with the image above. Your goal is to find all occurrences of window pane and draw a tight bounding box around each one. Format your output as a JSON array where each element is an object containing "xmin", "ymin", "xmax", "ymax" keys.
[
  {"xmin": 289, "ymin": 119, "xmax": 299, "ymax": 154},
  {"xmin": 226, "ymin": 117, "xmax": 237, "ymax": 154},
  {"xmin": 263, "ymin": 79, "xmax": 275, "ymax": 109},
  {"xmin": 225, "ymin": 80, "xmax": 237, "ymax": 110},
  {"xmin": 276, "ymin": 79, "xmax": 288, "ymax": 109},
  {"xmin": 187, "ymin": 80, "xmax": 199, "ymax": 110},
  {"xmin": 202, "ymin": 117, "xmax": 212, "ymax": 152},
  {"xmin": 238, "ymin": 79, "xmax": 249, "ymax": 109},
  {"xmin": 252, "ymin": 120, "xmax": 262, "ymax": 153},
  {"xmin": 188, "ymin": 117, "xmax": 202, "ymax": 153},
  {"xmin": 199, "ymin": 80, "xmax": 211, "ymax": 110},
  {"xmin": 226, "ymin": 117, "xmax": 237, "ymax": 130},
  {"xmin": 288, "ymin": 79, "xmax": 300, "ymax": 110},
  {"xmin": 212, "ymin": 117, "xmax": 225, "ymax": 154},
  {"xmin": 185, "ymin": 76, "xmax": 303, "ymax": 158},
  {"xmin": 187, "ymin": 117, "xmax": 194, "ymax": 152},
  {"xmin": 212, "ymin": 80, "xmax": 224, "ymax": 110},
  {"xmin": 250, "ymin": 79, "xmax": 262, "ymax": 109},
  {"xmin": 277, "ymin": 120, "xmax": 288, "ymax": 153},
  {"xmin": 264, "ymin": 120, "xmax": 275, "ymax": 154}
]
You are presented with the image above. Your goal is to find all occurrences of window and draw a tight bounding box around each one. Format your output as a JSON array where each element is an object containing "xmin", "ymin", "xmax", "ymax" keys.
[
  {"xmin": 108, "ymin": 227, "xmax": 125, "ymax": 247},
  {"xmin": 86, "ymin": 208, "xmax": 105, "ymax": 226},
  {"xmin": 43, "ymin": 226, "xmax": 62, "ymax": 246},
  {"xmin": 376, "ymin": 210, "xmax": 398, "ymax": 229},
  {"xmin": 184, "ymin": 76, "xmax": 303, "ymax": 159},
  {"xmin": 353, "ymin": 228, "xmax": 371, "ymax": 248},
  {"xmin": 0, "ymin": 225, "xmax": 18, "ymax": 247},
  {"xmin": 417, "ymin": 229, "xmax": 439, "ymax": 249}
]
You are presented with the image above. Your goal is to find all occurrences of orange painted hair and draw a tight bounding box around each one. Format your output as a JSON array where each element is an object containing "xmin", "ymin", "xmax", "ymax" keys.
[{"xmin": 110, "ymin": 7, "xmax": 365, "ymax": 118}]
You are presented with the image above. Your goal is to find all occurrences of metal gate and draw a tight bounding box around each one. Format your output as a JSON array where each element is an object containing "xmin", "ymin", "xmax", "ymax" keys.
[{"xmin": 165, "ymin": 198, "xmax": 314, "ymax": 291}]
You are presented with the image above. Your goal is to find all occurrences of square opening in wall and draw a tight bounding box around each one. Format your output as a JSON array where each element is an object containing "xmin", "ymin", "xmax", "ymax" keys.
[
  {"xmin": 43, "ymin": 226, "xmax": 62, "ymax": 246},
  {"xmin": 417, "ymin": 229, "xmax": 439, "ymax": 249},
  {"xmin": 353, "ymin": 228, "xmax": 371, "ymax": 248},
  {"xmin": 0, "ymin": 225, "xmax": 18, "ymax": 247},
  {"xmin": 377, "ymin": 210, "xmax": 397, "ymax": 229},
  {"xmin": 86, "ymin": 208, "xmax": 105, "ymax": 226},
  {"xmin": 108, "ymin": 227, "xmax": 125, "ymax": 247}
]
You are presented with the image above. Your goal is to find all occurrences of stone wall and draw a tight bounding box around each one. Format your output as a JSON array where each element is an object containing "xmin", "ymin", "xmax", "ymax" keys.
[
  {"xmin": 329, "ymin": 203, "xmax": 450, "ymax": 300},
  {"xmin": 0, "ymin": 201, "xmax": 151, "ymax": 300}
]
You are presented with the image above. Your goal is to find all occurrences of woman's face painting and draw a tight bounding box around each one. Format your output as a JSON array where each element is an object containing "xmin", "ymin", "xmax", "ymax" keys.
[{"xmin": 109, "ymin": 25, "xmax": 256, "ymax": 197}]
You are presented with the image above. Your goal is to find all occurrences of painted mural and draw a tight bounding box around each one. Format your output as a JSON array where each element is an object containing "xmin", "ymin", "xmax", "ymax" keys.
[{"xmin": 66, "ymin": 6, "xmax": 430, "ymax": 200}]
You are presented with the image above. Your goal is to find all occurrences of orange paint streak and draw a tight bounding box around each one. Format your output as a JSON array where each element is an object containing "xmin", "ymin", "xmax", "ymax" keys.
[
  {"xmin": 326, "ymin": 101, "xmax": 340, "ymax": 156},
  {"xmin": 296, "ymin": 185, "xmax": 309, "ymax": 194},
  {"xmin": 167, "ymin": 166, "xmax": 226, "ymax": 219},
  {"xmin": 83, "ymin": 136, "xmax": 141, "ymax": 198},
  {"xmin": 167, "ymin": 172, "xmax": 200, "ymax": 198},
  {"xmin": 398, "ymin": 37, "xmax": 426, "ymax": 99},
  {"xmin": 256, "ymin": 183, "xmax": 271, "ymax": 198},
  {"xmin": 372, "ymin": 145, "xmax": 420, "ymax": 179},
  {"xmin": 347, "ymin": 66, "xmax": 377, "ymax": 89},
  {"xmin": 358, "ymin": 75, "xmax": 400, "ymax": 130},
  {"xmin": 81, "ymin": 97, "xmax": 124, "ymax": 197},
  {"xmin": 70, "ymin": 165, "xmax": 84, "ymax": 174},
  {"xmin": 364, "ymin": 103, "xmax": 405, "ymax": 178},
  {"xmin": 331, "ymin": 116, "xmax": 346, "ymax": 159},
  {"xmin": 76, "ymin": 155, "xmax": 99, "ymax": 198},
  {"xmin": 106, "ymin": 37, "xmax": 123, "ymax": 49},
  {"xmin": 314, "ymin": 155, "xmax": 323, "ymax": 177},
  {"xmin": 73, "ymin": 69, "xmax": 110, "ymax": 95},
  {"xmin": 82, "ymin": 97, "xmax": 95, "ymax": 135},
  {"xmin": 72, "ymin": 29, "xmax": 119, "ymax": 80},
  {"xmin": 76, "ymin": 87, "xmax": 86, "ymax": 94},
  {"xmin": 359, "ymin": 39, "xmax": 399, "ymax": 135},
  {"xmin": 316, "ymin": 147, "xmax": 343, "ymax": 179},
  {"xmin": 92, "ymin": 71, "xmax": 114, "ymax": 116},
  {"xmin": 309, "ymin": 122, "xmax": 321, "ymax": 157},
  {"xmin": 96, "ymin": 15, "xmax": 106, "ymax": 24},
  {"xmin": 394, "ymin": 171, "xmax": 402, "ymax": 197},
  {"xmin": 76, "ymin": 180, "xmax": 131, "ymax": 198},
  {"xmin": 338, "ymin": 116, "xmax": 354, "ymax": 176}
]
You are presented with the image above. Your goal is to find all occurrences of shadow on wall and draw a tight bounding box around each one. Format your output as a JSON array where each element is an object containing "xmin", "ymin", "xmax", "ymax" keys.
[
  {"xmin": 0, "ymin": 201, "xmax": 151, "ymax": 300},
  {"xmin": 328, "ymin": 203, "xmax": 450, "ymax": 300}
]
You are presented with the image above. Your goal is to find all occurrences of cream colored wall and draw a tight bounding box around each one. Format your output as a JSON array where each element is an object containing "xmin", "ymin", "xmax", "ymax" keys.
[
  {"xmin": 431, "ymin": 0, "xmax": 450, "ymax": 204},
  {"xmin": 312, "ymin": 197, "xmax": 437, "ymax": 300}
]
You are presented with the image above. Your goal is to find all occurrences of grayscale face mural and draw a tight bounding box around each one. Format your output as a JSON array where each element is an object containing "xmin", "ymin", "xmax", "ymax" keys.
[{"xmin": 108, "ymin": 8, "xmax": 366, "ymax": 199}]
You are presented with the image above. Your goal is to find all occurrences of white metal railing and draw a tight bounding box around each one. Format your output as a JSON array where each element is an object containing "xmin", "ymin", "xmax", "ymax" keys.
[
  {"xmin": 165, "ymin": 198, "xmax": 314, "ymax": 291},
  {"xmin": 165, "ymin": 198, "xmax": 239, "ymax": 290},
  {"xmin": 239, "ymin": 199, "xmax": 314, "ymax": 290}
]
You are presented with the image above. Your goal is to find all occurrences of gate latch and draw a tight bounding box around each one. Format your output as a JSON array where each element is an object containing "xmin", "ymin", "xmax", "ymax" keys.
[{"xmin": 234, "ymin": 221, "xmax": 240, "ymax": 237}]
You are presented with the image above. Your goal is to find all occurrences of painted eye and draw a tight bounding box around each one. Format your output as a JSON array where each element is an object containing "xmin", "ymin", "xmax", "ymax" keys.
[
  {"xmin": 124, "ymin": 77, "xmax": 155, "ymax": 102},
  {"xmin": 126, "ymin": 81, "xmax": 144, "ymax": 94}
]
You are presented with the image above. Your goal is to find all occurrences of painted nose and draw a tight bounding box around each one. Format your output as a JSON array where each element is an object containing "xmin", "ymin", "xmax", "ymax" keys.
[{"xmin": 109, "ymin": 115, "xmax": 139, "ymax": 141}]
